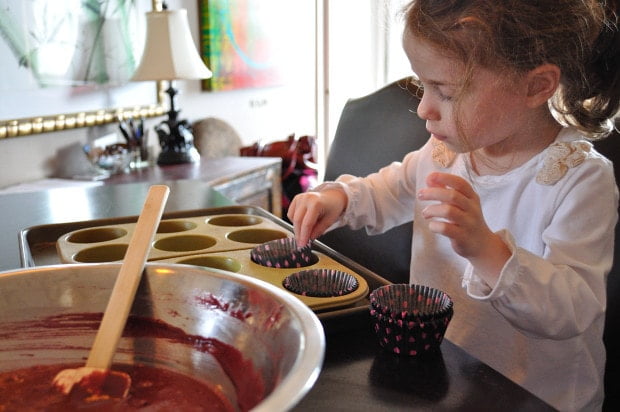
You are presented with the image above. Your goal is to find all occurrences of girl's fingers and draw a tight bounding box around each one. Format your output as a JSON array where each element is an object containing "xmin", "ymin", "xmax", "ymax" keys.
[
  {"xmin": 288, "ymin": 193, "xmax": 324, "ymax": 247},
  {"xmin": 288, "ymin": 196, "xmax": 309, "ymax": 244},
  {"xmin": 425, "ymin": 172, "xmax": 476, "ymax": 197},
  {"xmin": 310, "ymin": 217, "xmax": 335, "ymax": 243},
  {"xmin": 288, "ymin": 189, "xmax": 348, "ymax": 247},
  {"xmin": 418, "ymin": 172, "xmax": 478, "ymax": 211},
  {"xmin": 299, "ymin": 205, "xmax": 321, "ymax": 246},
  {"xmin": 422, "ymin": 202, "xmax": 466, "ymax": 223}
]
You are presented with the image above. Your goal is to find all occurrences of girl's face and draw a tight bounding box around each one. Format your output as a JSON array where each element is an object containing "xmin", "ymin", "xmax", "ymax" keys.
[{"xmin": 403, "ymin": 31, "xmax": 530, "ymax": 154}]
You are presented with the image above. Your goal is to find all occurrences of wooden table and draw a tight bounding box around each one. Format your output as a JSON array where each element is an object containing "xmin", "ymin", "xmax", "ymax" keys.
[
  {"xmin": 0, "ymin": 183, "xmax": 553, "ymax": 411},
  {"xmin": 295, "ymin": 317, "xmax": 554, "ymax": 411}
]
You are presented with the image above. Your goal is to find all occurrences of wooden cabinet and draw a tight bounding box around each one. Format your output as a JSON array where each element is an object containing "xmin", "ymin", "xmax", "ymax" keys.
[{"xmin": 210, "ymin": 166, "xmax": 281, "ymax": 215}]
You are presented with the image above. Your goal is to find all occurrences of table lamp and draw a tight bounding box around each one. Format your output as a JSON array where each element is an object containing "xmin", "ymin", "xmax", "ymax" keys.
[{"xmin": 132, "ymin": 5, "xmax": 212, "ymax": 165}]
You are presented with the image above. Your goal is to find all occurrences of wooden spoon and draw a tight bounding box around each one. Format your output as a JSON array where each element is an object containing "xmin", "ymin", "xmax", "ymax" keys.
[{"xmin": 53, "ymin": 184, "xmax": 170, "ymax": 401}]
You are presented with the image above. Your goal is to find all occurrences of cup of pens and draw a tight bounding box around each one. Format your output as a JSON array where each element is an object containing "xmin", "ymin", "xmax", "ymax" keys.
[{"xmin": 119, "ymin": 117, "xmax": 149, "ymax": 169}]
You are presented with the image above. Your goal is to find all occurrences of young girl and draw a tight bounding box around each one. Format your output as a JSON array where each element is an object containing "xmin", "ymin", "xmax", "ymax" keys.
[{"xmin": 288, "ymin": 1, "xmax": 620, "ymax": 410}]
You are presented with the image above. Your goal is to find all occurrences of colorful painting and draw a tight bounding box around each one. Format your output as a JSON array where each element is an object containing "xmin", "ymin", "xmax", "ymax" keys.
[{"xmin": 198, "ymin": 0, "xmax": 292, "ymax": 91}]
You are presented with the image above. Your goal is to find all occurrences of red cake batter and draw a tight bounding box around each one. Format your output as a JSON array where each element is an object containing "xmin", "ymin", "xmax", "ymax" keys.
[
  {"xmin": 0, "ymin": 314, "xmax": 267, "ymax": 411},
  {"xmin": 0, "ymin": 362, "xmax": 233, "ymax": 411}
]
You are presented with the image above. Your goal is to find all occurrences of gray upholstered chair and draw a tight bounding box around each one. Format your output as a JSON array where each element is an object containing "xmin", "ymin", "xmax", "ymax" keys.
[{"xmin": 317, "ymin": 77, "xmax": 427, "ymax": 284}]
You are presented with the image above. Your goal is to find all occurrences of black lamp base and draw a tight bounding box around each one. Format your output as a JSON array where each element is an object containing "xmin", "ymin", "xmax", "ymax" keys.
[
  {"xmin": 154, "ymin": 82, "xmax": 201, "ymax": 166},
  {"xmin": 157, "ymin": 146, "xmax": 200, "ymax": 165}
]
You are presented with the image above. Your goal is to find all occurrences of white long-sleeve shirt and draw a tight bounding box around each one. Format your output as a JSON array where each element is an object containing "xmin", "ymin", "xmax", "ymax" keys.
[{"xmin": 322, "ymin": 127, "xmax": 618, "ymax": 411}]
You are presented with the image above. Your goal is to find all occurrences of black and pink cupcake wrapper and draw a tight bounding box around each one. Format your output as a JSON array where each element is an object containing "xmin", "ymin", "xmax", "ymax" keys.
[
  {"xmin": 250, "ymin": 238, "xmax": 318, "ymax": 268},
  {"xmin": 369, "ymin": 284, "xmax": 453, "ymax": 356},
  {"xmin": 283, "ymin": 269, "xmax": 359, "ymax": 297}
]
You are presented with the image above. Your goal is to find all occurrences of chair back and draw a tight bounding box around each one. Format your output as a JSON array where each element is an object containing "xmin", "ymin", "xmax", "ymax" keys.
[
  {"xmin": 593, "ymin": 131, "xmax": 620, "ymax": 411},
  {"xmin": 318, "ymin": 77, "xmax": 427, "ymax": 283}
]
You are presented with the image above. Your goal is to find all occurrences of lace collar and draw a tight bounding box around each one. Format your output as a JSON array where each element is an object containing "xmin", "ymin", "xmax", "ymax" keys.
[
  {"xmin": 430, "ymin": 133, "xmax": 592, "ymax": 185},
  {"xmin": 535, "ymin": 140, "xmax": 592, "ymax": 185},
  {"xmin": 431, "ymin": 138, "xmax": 456, "ymax": 168}
]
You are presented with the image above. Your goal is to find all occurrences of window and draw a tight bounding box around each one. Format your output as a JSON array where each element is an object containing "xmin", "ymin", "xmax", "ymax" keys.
[{"xmin": 323, "ymin": 0, "xmax": 411, "ymax": 156}]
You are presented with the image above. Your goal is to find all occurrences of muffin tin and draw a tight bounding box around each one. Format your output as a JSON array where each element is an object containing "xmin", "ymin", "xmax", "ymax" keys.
[
  {"xmin": 163, "ymin": 249, "xmax": 368, "ymax": 311},
  {"xmin": 19, "ymin": 206, "xmax": 391, "ymax": 319},
  {"xmin": 56, "ymin": 214, "xmax": 292, "ymax": 263}
]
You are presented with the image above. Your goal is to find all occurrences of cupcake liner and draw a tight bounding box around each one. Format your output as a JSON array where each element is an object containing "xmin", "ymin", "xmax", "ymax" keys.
[
  {"xmin": 371, "ymin": 314, "xmax": 451, "ymax": 356},
  {"xmin": 369, "ymin": 284, "xmax": 453, "ymax": 356},
  {"xmin": 283, "ymin": 269, "xmax": 359, "ymax": 297},
  {"xmin": 250, "ymin": 238, "xmax": 318, "ymax": 268},
  {"xmin": 370, "ymin": 284, "xmax": 453, "ymax": 321}
]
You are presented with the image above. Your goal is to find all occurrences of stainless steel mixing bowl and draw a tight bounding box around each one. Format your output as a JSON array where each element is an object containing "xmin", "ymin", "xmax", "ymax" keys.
[{"xmin": 0, "ymin": 263, "xmax": 325, "ymax": 411}]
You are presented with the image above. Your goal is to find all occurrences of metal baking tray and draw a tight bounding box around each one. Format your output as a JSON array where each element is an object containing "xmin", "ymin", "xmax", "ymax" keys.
[{"xmin": 19, "ymin": 206, "xmax": 391, "ymax": 325}]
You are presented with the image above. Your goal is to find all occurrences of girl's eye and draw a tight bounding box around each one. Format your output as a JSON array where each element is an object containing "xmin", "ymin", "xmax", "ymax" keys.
[
  {"xmin": 418, "ymin": 81, "xmax": 454, "ymax": 101},
  {"xmin": 436, "ymin": 87, "xmax": 453, "ymax": 101}
]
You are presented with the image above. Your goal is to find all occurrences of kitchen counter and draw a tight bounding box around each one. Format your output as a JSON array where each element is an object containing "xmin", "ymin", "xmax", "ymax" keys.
[
  {"xmin": 105, "ymin": 156, "xmax": 282, "ymax": 216},
  {"xmin": 0, "ymin": 182, "xmax": 553, "ymax": 411}
]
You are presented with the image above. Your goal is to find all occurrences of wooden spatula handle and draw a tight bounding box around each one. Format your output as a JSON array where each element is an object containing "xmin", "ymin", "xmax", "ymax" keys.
[{"xmin": 86, "ymin": 185, "xmax": 169, "ymax": 369}]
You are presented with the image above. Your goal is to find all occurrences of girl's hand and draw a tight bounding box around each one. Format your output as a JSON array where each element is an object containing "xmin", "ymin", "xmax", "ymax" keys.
[
  {"xmin": 417, "ymin": 172, "xmax": 510, "ymax": 282},
  {"xmin": 287, "ymin": 189, "xmax": 348, "ymax": 247}
]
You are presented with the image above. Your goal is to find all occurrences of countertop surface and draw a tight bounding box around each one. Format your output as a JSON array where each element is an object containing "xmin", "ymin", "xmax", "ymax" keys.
[{"xmin": 103, "ymin": 156, "xmax": 280, "ymax": 186}]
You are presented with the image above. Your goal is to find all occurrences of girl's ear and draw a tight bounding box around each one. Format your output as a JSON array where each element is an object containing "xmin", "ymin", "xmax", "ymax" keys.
[{"xmin": 525, "ymin": 64, "xmax": 561, "ymax": 108}]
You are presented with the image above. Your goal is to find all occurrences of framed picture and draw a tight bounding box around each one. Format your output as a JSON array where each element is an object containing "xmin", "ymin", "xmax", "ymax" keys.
[
  {"xmin": 198, "ymin": 0, "xmax": 293, "ymax": 91},
  {"xmin": 0, "ymin": 0, "xmax": 165, "ymax": 139}
]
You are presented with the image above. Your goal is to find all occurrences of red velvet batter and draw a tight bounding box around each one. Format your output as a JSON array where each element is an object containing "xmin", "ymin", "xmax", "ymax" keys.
[
  {"xmin": 0, "ymin": 363, "xmax": 233, "ymax": 411},
  {"xmin": 0, "ymin": 314, "xmax": 267, "ymax": 411}
]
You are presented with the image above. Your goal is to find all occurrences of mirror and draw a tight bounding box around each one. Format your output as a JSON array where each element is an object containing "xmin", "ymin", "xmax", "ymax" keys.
[{"xmin": 0, "ymin": 0, "xmax": 165, "ymax": 139}]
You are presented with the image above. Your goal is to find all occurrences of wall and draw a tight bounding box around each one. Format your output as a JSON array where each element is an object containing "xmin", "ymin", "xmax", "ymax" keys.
[{"xmin": 0, "ymin": 0, "xmax": 317, "ymax": 188}]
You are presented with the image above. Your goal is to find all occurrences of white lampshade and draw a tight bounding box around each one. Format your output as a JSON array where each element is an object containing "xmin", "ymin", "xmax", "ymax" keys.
[{"xmin": 132, "ymin": 9, "xmax": 212, "ymax": 81}]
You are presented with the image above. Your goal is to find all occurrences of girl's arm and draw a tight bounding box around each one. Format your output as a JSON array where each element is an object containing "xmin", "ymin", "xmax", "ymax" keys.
[
  {"xmin": 468, "ymin": 161, "xmax": 617, "ymax": 339},
  {"xmin": 289, "ymin": 144, "xmax": 427, "ymax": 246}
]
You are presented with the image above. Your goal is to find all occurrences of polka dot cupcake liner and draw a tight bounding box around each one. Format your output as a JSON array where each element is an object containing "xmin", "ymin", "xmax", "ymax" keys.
[
  {"xmin": 283, "ymin": 269, "xmax": 359, "ymax": 297},
  {"xmin": 370, "ymin": 284, "xmax": 453, "ymax": 321},
  {"xmin": 369, "ymin": 284, "xmax": 453, "ymax": 356},
  {"xmin": 250, "ymin": 238, "xmax": 318, "ymax": 268}
]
